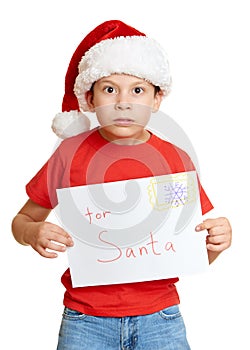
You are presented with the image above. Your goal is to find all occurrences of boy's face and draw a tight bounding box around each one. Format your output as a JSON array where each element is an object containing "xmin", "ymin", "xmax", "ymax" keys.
[{"xmin": 85, "ymin": 74, "xmax": 163, "ymax": 143}]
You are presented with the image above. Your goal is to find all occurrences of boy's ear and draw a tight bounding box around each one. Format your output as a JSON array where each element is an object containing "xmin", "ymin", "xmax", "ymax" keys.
[
  {"xmin": 85, "ymin": 90, "xmax": 95, "ymax": 112},
  {"xmin": 152, "ymin": 90, "xmax": 164, "ymax": 113}
]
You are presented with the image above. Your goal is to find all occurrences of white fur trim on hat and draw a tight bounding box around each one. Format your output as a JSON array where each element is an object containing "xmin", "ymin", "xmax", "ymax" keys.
[
  {"xmin": 74, "ymin": 36, "xmax": 171, "ymax": 112},
  {"xmin": 52, "ymin": 110, "xmax": 90, "ymax": 139}
]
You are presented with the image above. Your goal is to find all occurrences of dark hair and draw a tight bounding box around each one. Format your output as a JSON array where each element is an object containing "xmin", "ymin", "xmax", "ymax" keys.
[{"xmin": 154, "ymin": 86, "xmax": 161, "ymax": 96}]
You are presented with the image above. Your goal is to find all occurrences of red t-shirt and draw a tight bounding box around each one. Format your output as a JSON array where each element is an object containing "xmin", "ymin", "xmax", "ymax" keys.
[{"xmin": 26, "ymin": 129, "xmax": 213, "ymax": 317}]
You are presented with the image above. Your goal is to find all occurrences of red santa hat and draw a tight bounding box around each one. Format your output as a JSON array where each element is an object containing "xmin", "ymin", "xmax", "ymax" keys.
[{"xmin": 52, "ymin": 20, "xmax": 171, "ymax": 138}]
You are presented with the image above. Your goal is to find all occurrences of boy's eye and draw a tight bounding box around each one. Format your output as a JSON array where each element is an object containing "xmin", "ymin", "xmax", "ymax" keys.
[
  {"xmin": 104, "ymin": 86, "xmax": 116, "ymax": 94},
  {"xmin": 133, "ymin": 87, "xmax": 144, "ymax": 94}
]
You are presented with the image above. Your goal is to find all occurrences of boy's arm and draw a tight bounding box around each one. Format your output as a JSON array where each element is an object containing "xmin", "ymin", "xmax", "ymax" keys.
[
  {"xmin": 195, "ymin": 217, "xmax": 232, "ymax": 264},
  {"xmin": 12, "ymin": 199, "xmax": 73, "ymax": 258}
]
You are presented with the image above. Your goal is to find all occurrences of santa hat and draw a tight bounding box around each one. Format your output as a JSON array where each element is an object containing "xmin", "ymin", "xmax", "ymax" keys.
[{"xmin": 52, "ymin": 20, "xmax": 171, "ymax": 139}]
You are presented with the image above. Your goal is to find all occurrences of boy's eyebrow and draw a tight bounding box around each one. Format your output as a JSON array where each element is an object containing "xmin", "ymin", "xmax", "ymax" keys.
[
  {"xmin": 98, "ymin": 79, "xmax": 116, "ymax": 85},
  {"xmin": 98, "ymin": 78, "xmax": 151, "ymax": 86},
  {"xmin": 132, "ymin": 80, "xmax": 152, "ymax": 86}
]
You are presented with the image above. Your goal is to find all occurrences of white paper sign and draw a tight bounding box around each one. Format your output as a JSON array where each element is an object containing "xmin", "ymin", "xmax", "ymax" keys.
[{"xmin": 56, "ymin": 171, "xmax": 209, "ymax": 287}]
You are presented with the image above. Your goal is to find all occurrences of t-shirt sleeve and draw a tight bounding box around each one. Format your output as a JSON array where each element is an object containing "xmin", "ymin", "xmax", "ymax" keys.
[
  {"xmin": 26, "ymin": 161, "xmax": 53, "ymax": 208},
  {"xmin": 26, "ymin": 134, "xmax": 88, "ymax": 209},
  {"xmin": 198, "ymin": 178, "xmax": 214, "ymax": 215},
  {"xmin": 26, "ymin": 145, "xmax": 66, "ymax": 209}
]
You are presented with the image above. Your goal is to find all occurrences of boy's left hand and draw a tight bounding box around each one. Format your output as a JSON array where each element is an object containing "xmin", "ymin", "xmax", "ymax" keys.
[{"xmin": 196, "ymin": 217, "xmax": 232, "ymax": 253}]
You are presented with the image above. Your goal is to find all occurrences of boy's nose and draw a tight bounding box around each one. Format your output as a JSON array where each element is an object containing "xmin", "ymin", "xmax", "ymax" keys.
[{"xmin": 115, "ymin": 102, "xmax": 133, "ymax": 111}]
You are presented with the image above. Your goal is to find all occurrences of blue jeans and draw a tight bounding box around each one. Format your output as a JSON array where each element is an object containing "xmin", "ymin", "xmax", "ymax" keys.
[{"xmin": 56, "ymin": 305, "xmax": 191, "ymax": 349}]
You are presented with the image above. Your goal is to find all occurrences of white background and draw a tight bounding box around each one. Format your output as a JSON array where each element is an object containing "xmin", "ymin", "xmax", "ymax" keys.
[{"xmin": 1, "ymin": 0, "xmax": 249, "ymax": 349}]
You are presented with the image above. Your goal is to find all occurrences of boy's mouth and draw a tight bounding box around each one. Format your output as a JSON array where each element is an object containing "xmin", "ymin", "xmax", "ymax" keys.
[{"xmin": 113, "ymin": 118, "xmax": 135, "ymax": 126}]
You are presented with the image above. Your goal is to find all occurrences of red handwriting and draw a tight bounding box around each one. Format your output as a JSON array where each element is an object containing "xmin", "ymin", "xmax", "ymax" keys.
[
  {"xmin": 84, "ymin": 207, "xmax": 111, "ymax": 224},
  {"xmin": 97, "ymin": 231, "xmax": 176, "ymax": 263}
]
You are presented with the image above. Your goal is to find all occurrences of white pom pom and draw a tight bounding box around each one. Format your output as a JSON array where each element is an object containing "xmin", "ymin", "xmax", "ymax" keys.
[{"xmin": 52, "ymin": 110, "xmax": 91, "ymax": 139}]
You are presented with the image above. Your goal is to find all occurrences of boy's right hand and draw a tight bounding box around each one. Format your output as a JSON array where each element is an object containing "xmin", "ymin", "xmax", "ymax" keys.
[
  {"xmin": 25, "ymin": 221, "xmax": 74, "ymax": 258},
  {"xmin": 12, "ymin": 200, "xmax": 74, "ymax": 259}
]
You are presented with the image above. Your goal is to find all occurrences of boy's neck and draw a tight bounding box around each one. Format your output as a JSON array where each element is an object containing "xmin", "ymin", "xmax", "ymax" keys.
[{"xmin": 98, "ymin": 128, "xmax": 151, "ymax": 145}]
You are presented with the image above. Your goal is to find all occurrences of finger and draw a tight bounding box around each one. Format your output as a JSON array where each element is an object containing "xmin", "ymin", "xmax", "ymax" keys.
[
  {"xmin": 48, "ymin": 223, "xmax": 73, "ymax": 238},
  {"xmin": 207, "ymin": 233, "xmax": 231, "ymax": 247},
  {"xmin": 55, "ymin": 229, "xmax": 74, "ymax": 246},
  {"xmin": 206, "ymin": 225, "xmax": 226, "ymax": 236},
  {"xmin": 45, "ymin": 229, "xmax": 74, "ymax": 247},
  {"xmin": 206, "ymin": 241, "xmax": 230, "ymax": 252},
  {"xmin": 42, "ymin": 221, "xmax": 70, "ymax": 237},
  {"xmin": 46, "ymin": 240, "xmax": 68, "ymax": 253},
  {"xmin": 195, "ymin": 217, "xmax": 227, "ymax": 232},
  {"xmin": 206, "ymin": 234, "xmax": 226, "ymax": 245},
  {"xmin": 36, "ymin": 245, "xmax": 58, "ymax": 259},
  {"xmin": 36, "ymin": 239, "xmax": 69, "ymax": 258},
  {"xmin": 50, "ymin": 224, "xmax": 72, "ymax": 238}
]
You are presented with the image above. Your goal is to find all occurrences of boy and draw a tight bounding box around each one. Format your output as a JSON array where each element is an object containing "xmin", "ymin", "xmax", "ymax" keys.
[{"xmin": 12, "ymin": 20, "xmax": 232, "ymax": 349}]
